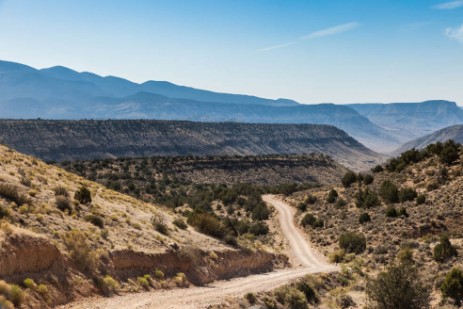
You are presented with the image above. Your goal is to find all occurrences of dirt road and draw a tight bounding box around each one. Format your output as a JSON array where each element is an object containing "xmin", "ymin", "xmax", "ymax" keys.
[{"xmin": 63, "ymin": 195, "xmax": 337, "ymax": 309}]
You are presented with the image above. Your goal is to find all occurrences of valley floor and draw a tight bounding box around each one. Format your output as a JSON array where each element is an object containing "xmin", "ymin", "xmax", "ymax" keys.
[{"xmin": 60, "ymin": 195, "xmax": 338, "ymax": 309}]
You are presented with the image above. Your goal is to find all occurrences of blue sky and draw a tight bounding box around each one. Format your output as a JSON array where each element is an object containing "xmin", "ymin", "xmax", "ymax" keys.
[{"xmin": 0, "ymin": 0, "xmax": 462, "ymax": 104}]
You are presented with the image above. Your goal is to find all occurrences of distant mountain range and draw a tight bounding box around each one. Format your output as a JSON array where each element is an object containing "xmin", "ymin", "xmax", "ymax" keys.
[
  {"xmin": 0, "ymin": 120, "xmax": 383, "ymax": 171},
  {"xmin": 394, "ymin": 125, "xmax": 463, "ymax": 154},
  {"xmin": 0, "ymin": 60, "xmax": 461, "ymax": 153}
]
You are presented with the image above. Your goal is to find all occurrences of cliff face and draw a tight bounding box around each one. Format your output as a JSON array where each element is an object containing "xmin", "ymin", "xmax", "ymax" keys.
[{"xmin": 0, "ymin": 120, "xmax": 382, "ymax": 170}]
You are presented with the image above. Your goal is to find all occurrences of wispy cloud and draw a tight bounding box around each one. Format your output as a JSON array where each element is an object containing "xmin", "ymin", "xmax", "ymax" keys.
[
  {"xmin": 258, "ymin": 22, "xmax": 360, "ymax": 53},
  {"xmin": 300, "ymin": 22, "xmax": 360, "ymax": 40},
  {"xmin": 446, "ymin": 24, "xmax": 463, "ymax": 42},
  {"xmin": 257, "ymin": 42, "xmax": 296, "ymax": 52},
  {"xmin": 433, "ymin": 0, "xmax": 463, "ymax": 10}
]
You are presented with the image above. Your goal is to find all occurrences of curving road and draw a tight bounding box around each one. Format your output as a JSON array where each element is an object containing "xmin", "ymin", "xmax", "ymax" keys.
[{"xmin": 62, "ymin": 195, "xmax": 337, "ymax": 309}]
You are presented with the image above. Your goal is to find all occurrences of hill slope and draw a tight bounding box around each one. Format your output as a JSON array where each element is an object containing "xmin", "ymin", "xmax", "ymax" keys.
[
  {"xmin": 0, "ymin": 120, "xmax": 382, "ymax": 171},
  {"xmin": 0, "ymin": 145, "xmax": 282, "ymax": 308},
  {"xmin": 394, "ymin": 125, "xmax": 463, "ymax": 154}
]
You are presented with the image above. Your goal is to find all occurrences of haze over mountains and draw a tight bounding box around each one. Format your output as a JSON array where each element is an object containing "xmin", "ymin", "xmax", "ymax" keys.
[
  {"xmin": 395, "ymin": 125, "xmax": 463, "ymax": 154},
  {"xmin": 0, "ymin": 60, "xmax": 462, "ymax": 154}
]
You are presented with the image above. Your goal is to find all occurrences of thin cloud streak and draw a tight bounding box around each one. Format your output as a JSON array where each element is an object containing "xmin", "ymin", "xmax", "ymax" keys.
[
  {"xmin": 257, "ymin": 22, "xmax": 360, "ymax": 53},
  {"xmin": 300, "ymin": 22, "xmax": 360, "ymax": 40},
  {"xmin": 433, "ymin": 0, "xmax": 463, "ymax": 9},
  {"xmin": 257, "ymin": 41, "xmax": 296, "ymax": 52}
]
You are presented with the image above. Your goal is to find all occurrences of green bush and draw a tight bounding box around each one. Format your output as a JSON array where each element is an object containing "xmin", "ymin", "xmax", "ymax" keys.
[
  {"xmin": 188, "ymin": 213, "xmax": 225, "ymax": 239},
  {"xmin": 441, "ymin": 267, "xmax": 463, "ymax": 305},
  {"xmin": 0, "ymin": 206, "xmax": 10, "ymax": 219},
  {"xmin": 326, "ymin": 189, "xmax": 338, "ymax": 203},
  {"xmin": 342, "ymin": 171, "xmax": 357, "ymax": 188},
  {"xmin": 301, "ymin": 213, "xmax": 323, "ymax": 229},
  {"xmin": 75, "ymin": 186, "xmax": 92, "ymax": 204},
  {"xmin": 335, "ymin": 198, "xmax": 347, "ymax": 208},
  {"xmin": 371, "ymin": 165, "xmax": 384, "ymax": 173},
  {"xmin": 339, "ymin": 232, "xmax": 366, "ymax": 254},
  {"xmin": 56, "ymin": 196, "xmax": 73, "ymax": 213},
  {"xmin": 359, "ymin": 212, "xmax": 371, "ymax": 224},
  {"xmin": 366, "ymin": 262, "xmax": 429, "ymax": 309},
  {"xmin": 439, "ymin": 140, "xmax": 460, "ymax": 164},
  {"xmin": 151, "ymin": 213, "xmax": 169, "ymax": 235},
  {"xmin": 380, "ymin": 181, "xmax": 399, "ymax": 204},
  {"xmin": 245, "ymin": 292, "xmax": 257, "ymax": 305},
  {"xmin": 84, "ymin": 214, "xmax": 104, "ymax": 228},
  {"xmin": 399, "ymin": 188, "xmax": 417, "ymax": 202},
  {"xmin": 363, "ymin": 174, "xmax": 374, "ymax": 185},
  {"xmin": 296, "ymin": 280, "xmax": 318, "ymax": 304},
  {"xmin": 22, "ymin": 278, "xmax": 36, "ymax": 290},
  {"xmin": 434, "ymin": 235, "xmax": 457, "ymax": 262},
  {"xmin": 416, "ymin": 194, "xmax": 426, "ymax": 205},
  {"xmin": 355, "ymin": 189, "xmax": 379, "ymax": 209},
  {"xmin": 54, "ymin": 186, "xmax": 69, "ymax": 197},
  {"xmin": 385, "ymin": 206, "xmax": 398, "ymax": 218},
  {"xmin": 249, "ymin": 221, "xmax": 269, "ymax": 236},
  {"xmin": 251, "ymin": 204, "xmax": 270, "ymax": 220}
]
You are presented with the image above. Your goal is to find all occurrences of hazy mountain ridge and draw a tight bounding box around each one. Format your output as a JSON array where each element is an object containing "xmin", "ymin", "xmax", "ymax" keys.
[
  {"xmin": 0, "ymin": 60, "xmax": 397, "ymax": 151},
  {"xmin": 348, "ymin": 100, "xmax": 463, "ymax": 145},
  {"xmin": 0, "ymin": 119, "xmax": 383, "ymax": 170},
  {"xmin": 394, "ymin": 125, "xmax": 463, "ymax": 154}
]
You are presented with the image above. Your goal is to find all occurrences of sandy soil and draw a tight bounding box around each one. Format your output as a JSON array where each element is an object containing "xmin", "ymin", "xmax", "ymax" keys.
[{"xmin": 61, "ymin": 195, "xmax": 338, "ymax": 309}]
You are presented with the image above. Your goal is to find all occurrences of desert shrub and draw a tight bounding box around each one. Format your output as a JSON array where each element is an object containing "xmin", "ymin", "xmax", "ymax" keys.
[
  {"xmin": 84, "ymin": 214, "xmax": 104, "ymax": 228},
  {"xmin": 56, "ymin": 196, "xmax": 73, "ymax": 213},
  {"xmin": 54, "ymin": 186, "xmax": 69, "ymax": 197},
  {"xmin": 153, "ymin": 269, "xmax": 164, "ymax": 280},
  {"xmin": 0, "ymin": 183, "xmax": 30, "ymax": 206},
  {"xmin": 249, "ymin": 221, "xmax": 269, "ymax": 236},
  {"xmin": 434, "ymin": 235, "xmax": 457, "ymax": 262},
  {"xmin": 296, "ymin": 280, "xmax": 318, "ymax": 304},
  {"xmin": 380, "ymin": 181, "xmax": 399, "ymax": 204},
  {"xmin": 0, "ymin": 296, "xmax": 14, "ymax": 309},
  {"xmin": 36, "ymin": 284, "xmax": 48, "ymax": 296},
  {"xmin": 355, "ymin": 188, "xmax": 380, "ymax": 209},
  {"xmin": 398, "ymin": 207, "xmax": 408, "ymax": 217},
  {"xmin": 8, "ymin": 285, "xmax": 23, "ymax": 307},
  {"xmin": 359, "ymin": 212, "xmax": 371, "ymax": 224},
  {"xmin": 22, "ymin": 278, "xmax": 36, "ymax": 289},
  {"xmin": 372, "ymin": 165, "xmax": 384, "ymax": 173},
  {"xmin": 297, "ymin": 202, "xmax": 308, "ymax": 212},
  {"xmin": 173, "ymin": 218, "xmax": 188, "ymax": 230},
  {"xmin": 385, "ymin": 206, "xmax": 398, "ymax": 218},
  {"xmin": 285, "ymin": 288, "xmax": 307, "ymax": 309},
  {"xmin": 366, "ymin": 262, "xmax": 429, "ymax": 309},
  {"xmin": 416, "ymin": 194, "xmax": 426, "ymax": 205},
  {"xmin": 224, "ymin": 234, "xmax": 238, "ymax": 246},
  {"xmin": 342, "ymin": 171, "xmax": 357, "ymax": 188},
  {"xmin": 441, "ymin": 267, "xmax": 463, "ymax": 305},
  {"xmin": 74, "ymin": 186, "xmax": 92, "ymax": 204},
  {"xmin": 301, "ymin": 213, "xmax": 323, "ymax": 229},
  {"xmin": 245, "ymin": 292, "xmax": 257, "ymax": 305},
  {"xmin": 151, "ymin": 213, "xmax": 169, "ymax": 235},
  {"xmin": 62, "ymin": 230, "xmax": 99, "ymax": 273},
  {"xmin": 339, "ymin": 232, "xmax": 366, "ymax": 254},
  {"xmin": 329, "ymin": 249, "xmax": 346, "ymax": 263},
  {"xmin": 188, "ymin": 212, "xmax": 224, "ymax": 239},
  {"xmin": 0, "ymin": 206, "xmax": 10, "ymax": 219},
  {"xmin": 137, "ymin": 276, "xmax": 150, "ymax": 289},
  {"xmin": 335, "ymin": 198, "xmax": 347, "ymax": 208},
  {"xmin": 174, "ymin": 272, "xmax": 189, "ymax": 288},
  {"xmin": 326, "ymin": 189, "xmax": 338, "ymax": 203},
  {"xmin": 363, "ymin": 174, "xmax": 374, "ymax": 185},
  {"xmin": 251, "ymin": 204, "xmax": 270, "ymax": 220},
  {"xmin": 439, "ymin": 140, "xmax": 460, "ymax": 164},
  {"xmin": 399, "ymin": 188, "xmax": 417, "ymax": 202},
  {"xmin": 305, "ymin": 195, "xmax": 317, "ymax": 204}
]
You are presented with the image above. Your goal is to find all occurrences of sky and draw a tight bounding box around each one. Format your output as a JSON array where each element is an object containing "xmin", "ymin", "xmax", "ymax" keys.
[{"xmin": 0, "ymin": 0, "xmax": 462, "ymax": 104}]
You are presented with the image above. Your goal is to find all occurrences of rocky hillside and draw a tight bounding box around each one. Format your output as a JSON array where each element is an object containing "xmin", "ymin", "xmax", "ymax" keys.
[
  {"xmin": 286, "ymin": 141, "xmax": 463, "ymax": 307},
  {"xmin": 394, "ymin": 125, "xmax": 463, "ymax": 155},
  {"xmin": 0, "ymin": 120, "xmax": 383, "ymax": 171},
  {"xmin": 0, "ymin": 145, "xmax": 281, "ymax": 308}
]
